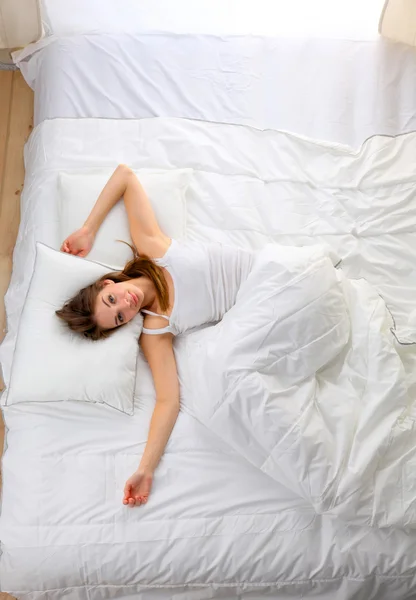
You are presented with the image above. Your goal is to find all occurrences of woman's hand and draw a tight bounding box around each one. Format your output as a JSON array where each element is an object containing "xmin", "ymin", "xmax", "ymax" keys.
[
  {"xmin": 61, "ymin": 225, "xmax": 95, "ymax": 257},
  {"xmin": 123, "ymin": 469, "xmax": 153, "ymax": 507}
]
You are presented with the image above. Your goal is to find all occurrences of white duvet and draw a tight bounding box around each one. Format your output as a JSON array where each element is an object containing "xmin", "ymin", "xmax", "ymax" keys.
[
  {"xmin": 182, "ymin": 244, "xmax": 411, "ymax": 528},
  {"xmin": 2, "ymin": 117, "xmax": 416, "ymax": 599}
]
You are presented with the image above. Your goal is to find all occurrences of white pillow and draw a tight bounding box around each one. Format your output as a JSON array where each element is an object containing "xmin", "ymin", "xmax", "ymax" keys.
[
  {"xmin": 58, "ymin": 168, "xmax": 192, "ymax": 269},
  {"xmin": 4, "ymin": 243, "xmax": 142, "ymax": 415}
]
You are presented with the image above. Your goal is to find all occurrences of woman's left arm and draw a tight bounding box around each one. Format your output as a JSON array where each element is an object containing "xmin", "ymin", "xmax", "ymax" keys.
[{"xmin": 123, "ymin": 332, "xmax": 180, "ymax": 507}]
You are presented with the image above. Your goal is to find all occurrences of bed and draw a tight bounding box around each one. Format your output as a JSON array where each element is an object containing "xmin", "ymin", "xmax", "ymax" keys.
[
  {"xmin": 2, "ymin": 4, "xmax": 416, "ymax": 599},
  {"xmin": 15, "ymin": 19, "xmax": 416, "ymax": 147}
]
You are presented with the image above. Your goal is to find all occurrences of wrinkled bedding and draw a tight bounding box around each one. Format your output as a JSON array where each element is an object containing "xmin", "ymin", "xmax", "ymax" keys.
[
  {"xmin": 2, "ymin": 117, "xmax": 416, "ymax": 599},
  {"xmin": 182, "ymin": 243, "xmax": 412, "ymax": 528},
  {"xmin": 16, "ymin": 30, "xmax": 416, "ymax": 149}
]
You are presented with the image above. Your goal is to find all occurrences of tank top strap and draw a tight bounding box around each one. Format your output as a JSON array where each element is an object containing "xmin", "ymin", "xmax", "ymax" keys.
[
  {"xmin": 141, "ymin": 309, "xmax": 173, "ymax": 336},
  {"xmin": 142, "ymin": 324, "xmax": 174, "ymax": 336},
  {"xmin": 142, "ymin": 309, "xmax": 170, "ymax": 321}
]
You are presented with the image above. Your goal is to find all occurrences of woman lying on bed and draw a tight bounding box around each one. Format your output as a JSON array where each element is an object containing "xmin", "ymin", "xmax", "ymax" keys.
[{"xmin": 57, "ymin": 165, "xmax": 253, "ymax": 508}]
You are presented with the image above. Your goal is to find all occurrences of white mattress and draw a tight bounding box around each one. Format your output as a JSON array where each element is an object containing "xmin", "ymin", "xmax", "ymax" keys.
[
  {"xmin": 15, "ymin": 30, "xmax": 416, "ymax": 148},
  {"xmin": 2, "ymin": 117, "xmax": 416, "ymax": 598}
]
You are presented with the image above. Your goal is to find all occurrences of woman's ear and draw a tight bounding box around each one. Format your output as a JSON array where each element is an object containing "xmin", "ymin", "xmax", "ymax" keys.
[{"xmin": 102, "ymin": 279, "xmax": 113, "ymax": 287}]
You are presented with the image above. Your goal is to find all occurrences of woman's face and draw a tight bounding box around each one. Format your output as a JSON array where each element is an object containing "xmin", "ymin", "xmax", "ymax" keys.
[{"xmin": 95, "ymin": 280, "xmax": 144, "ymax": 330}]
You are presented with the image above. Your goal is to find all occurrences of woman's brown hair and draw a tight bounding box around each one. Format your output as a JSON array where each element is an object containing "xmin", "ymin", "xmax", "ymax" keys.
[{"xmin": 56, "ymin": 247, "xmax": 169, "ymax": 340}]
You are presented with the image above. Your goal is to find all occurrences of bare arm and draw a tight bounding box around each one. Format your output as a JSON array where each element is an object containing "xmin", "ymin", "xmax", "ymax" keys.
[
  {"xmin": 123, "ymin": 331, "xmax": 180, "ymax": 506},
  {"xmin": 138, "ymin": 332, "xmax": 180, "ymax": 472},
  {"xmin": 62, "ymin": 165, "xmax": 170, "ymax": 258}
]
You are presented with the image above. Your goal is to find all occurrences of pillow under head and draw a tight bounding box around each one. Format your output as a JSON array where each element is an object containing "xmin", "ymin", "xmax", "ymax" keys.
[{"xmin": 4, "ymin": 243, "xmax": 142, "ymax": 415}]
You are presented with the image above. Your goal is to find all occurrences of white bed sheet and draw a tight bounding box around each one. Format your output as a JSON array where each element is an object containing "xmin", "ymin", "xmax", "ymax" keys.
[
  {"xmin": 16, "ymin": 31, "xmax": 416, "ymax": 148},
  {"xmin": 2, "ymin": 117, "xmax": 416, "ymax": 598}
]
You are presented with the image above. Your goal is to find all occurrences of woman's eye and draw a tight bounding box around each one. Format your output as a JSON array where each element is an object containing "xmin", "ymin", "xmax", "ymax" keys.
[
  {"xmin": 118, "ymin": 313, "xmax": 124, "ymax": 324},
  {"xmin": 109, "ymin": 295, "xmax": 115, "ymax": 304}
]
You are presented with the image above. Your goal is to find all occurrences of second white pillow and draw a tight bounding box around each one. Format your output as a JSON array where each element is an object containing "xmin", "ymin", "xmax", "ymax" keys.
[{"xmin": 59, "ymin": 168, "xmax": 192, "ymax": 269}]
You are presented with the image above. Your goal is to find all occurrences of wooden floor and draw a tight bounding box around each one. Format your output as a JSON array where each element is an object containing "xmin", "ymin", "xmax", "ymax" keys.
[
  {"xmin": 0, "ymin": 70, "xmax": 33, "ymax": 366},
  {"xmin": 0, "ymin": 70, "xmax": 33, "ymax": 600}
]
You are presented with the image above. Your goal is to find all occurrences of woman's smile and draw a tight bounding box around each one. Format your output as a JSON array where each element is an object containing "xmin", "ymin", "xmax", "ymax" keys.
[{"xmin": 128, "ymin": 291, "xmax": 139, "ymax": 308}]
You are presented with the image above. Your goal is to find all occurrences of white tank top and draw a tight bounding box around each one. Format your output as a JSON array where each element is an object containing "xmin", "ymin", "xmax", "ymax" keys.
[{"xmin": 142, "ymin": 240, "xmax": 253, "ymax": 336}]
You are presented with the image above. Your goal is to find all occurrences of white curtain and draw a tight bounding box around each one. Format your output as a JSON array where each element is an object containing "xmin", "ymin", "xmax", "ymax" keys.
[
  {"xmin": 379, "ymin": 0, "xmax": 416, "ymax": 45},
  {"xmin": 0, "ymin": 0, "xmax": 41, "ymax": 48}
]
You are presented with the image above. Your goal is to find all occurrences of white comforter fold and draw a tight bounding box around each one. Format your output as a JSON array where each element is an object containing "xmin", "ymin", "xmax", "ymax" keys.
[{"xmin": 181, "ymin": 244, "xmax": 412, "ymax": 528}]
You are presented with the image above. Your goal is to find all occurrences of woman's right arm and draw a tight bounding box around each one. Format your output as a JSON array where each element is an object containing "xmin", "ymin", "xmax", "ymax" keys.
[{"xmin": 61, "ymin": 165, "xmax": 169, "ymax": 258}]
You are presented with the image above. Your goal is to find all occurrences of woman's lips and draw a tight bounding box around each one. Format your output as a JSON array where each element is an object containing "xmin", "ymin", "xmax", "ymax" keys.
[{"xmin": 129, "ymin": 291, "xmax": 139, "ymax": 308}]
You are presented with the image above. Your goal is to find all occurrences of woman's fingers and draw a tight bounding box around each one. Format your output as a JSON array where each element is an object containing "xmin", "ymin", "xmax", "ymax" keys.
[
  {"xmin": 123, "ymin": 483, "xmax": 132, "ymax": 500},
  {"xmin": 134, "ymin": 494, "xmax": 148, "ymax": 506},
  {"xmin": 123, "ymin": 495, "xmax": 148, "ymax": 507},
  {"xmin": 61, "ymin": 233, "xmax": 92, "ymax": 257},
  {"xmin": 62, "ymin": 240, "xmax": 74, "ymax": 254}
]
